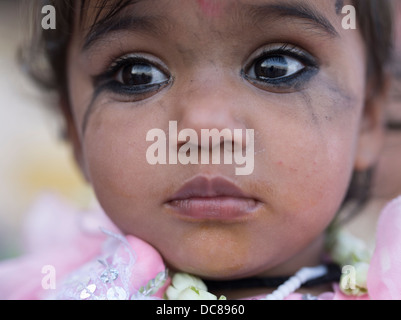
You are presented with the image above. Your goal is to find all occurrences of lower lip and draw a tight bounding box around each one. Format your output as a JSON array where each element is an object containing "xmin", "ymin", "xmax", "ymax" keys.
[{"xmin": 165, "ymin": 197, "xmax": 260, "ymax": 221}]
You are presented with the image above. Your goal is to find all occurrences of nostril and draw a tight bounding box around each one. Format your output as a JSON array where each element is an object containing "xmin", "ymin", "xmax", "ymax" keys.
[{"xmin": 200, "ymin": 128, "xmax": 234, "ymax": 150}]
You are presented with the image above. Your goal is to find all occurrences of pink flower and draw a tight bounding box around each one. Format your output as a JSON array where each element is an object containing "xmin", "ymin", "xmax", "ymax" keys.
[{"xmin": 367, "ymin": 197, "xmax": 401, "ymax": 300}]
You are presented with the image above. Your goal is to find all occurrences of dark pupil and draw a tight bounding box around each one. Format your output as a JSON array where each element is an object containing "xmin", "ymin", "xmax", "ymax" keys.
[
  {"xmin": 122, "ymin": 63, "xmax": 153, "ymax": 85},
  {"xmin": 255, "ymin": 56, "xmax": 288, "ymax": 79}
]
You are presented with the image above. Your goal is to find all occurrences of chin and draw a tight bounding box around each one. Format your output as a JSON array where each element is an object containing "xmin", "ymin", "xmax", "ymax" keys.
[
  {"xmin": 163, "ymin": 248, "xmax": 270, "ymax": 281},
  {"xmin": 151, "ymin": 223, "xmax": 278, "ymax": 280}
]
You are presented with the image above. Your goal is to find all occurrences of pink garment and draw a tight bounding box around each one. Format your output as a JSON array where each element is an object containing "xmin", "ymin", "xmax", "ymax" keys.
[
  {"xmin": 0, "ymin": 193, "xmax": 167, "ymax": 300},
  {"xmin": 0, "ymin": 193, "xmax": 400, "ymax": 300}
]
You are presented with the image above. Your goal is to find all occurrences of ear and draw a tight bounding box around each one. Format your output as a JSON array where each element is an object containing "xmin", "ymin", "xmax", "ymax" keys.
[
  {"xmin": 60, "ymin": 97, "xmax": 91, "ymax": 184},
  {"xmin": 354, "ymin": 76, "xmax": 391, "ymax": 171}
]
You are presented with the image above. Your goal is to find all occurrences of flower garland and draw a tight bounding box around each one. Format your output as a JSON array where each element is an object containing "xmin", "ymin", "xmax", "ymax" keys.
[
  {"xmin": 325, "ymin": 226, "xmax": 372, "ymax": 297},
  {"xmin": 165, "ymin": 273, "xmax": 227, "ymax": 300}
]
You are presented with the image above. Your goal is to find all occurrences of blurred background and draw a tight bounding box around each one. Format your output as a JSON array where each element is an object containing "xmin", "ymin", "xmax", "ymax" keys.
[
  {"xmin": 0, "ymin": 0, "xmax": 400, "ymax": 261},
  {"xmin": 0, "ymin": 0, "xmax": 92, "ymax": 260}
]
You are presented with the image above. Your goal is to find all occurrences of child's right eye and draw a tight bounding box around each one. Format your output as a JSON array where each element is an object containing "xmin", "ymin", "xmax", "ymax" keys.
[
  {"xmin": 93, "ymin": 54, "xmax": 172, "ymax": 101},
  {"xmin": 115, "ymin": 62, "xmax": 168, "ymax": 87}
]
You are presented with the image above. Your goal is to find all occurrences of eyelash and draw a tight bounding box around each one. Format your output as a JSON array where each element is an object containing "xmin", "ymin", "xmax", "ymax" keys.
[{"xmin": 92, "ymin": 44, "xmax": 319, "ymax": 99}]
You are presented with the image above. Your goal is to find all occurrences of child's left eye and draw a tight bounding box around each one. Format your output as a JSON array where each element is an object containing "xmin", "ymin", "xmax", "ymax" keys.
[
  {"xmin": 247, "ymin": 55, "xmax": 305, "ymax": 81},
  {"xmin": 243, "ymin": 44, "xmax": 319, "ymax": 90}
]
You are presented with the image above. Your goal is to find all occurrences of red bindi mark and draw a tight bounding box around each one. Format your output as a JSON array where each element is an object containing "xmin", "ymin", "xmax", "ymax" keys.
[{"xmin": 197, "ymin": 0, "xmax": 223, "ymax": 17}]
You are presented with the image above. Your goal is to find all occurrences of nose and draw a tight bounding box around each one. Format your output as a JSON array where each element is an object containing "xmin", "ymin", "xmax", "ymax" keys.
[{"xmin": 173, "ymin": 75, "xmax": 250, "ymax": 153}]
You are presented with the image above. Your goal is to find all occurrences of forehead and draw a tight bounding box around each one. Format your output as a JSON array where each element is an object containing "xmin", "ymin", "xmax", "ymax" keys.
[
  {"xmin": 78, "ymin": 0, "xmax": 345, "ymax": 52},
  {"xmin": 197, "ymin": 0, "xmax": 224, "ymax": 17}
]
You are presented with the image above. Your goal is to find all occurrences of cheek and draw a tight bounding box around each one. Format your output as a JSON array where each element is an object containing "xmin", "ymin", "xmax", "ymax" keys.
[
  {"xmin": 272, "ymin": 132, "xmax": 353, "ymax": 215},
  {"xmin": 82, "ymin": 105, "xmax": 159, "ymax": 203},
  {"xmin": 253, "ymin": 84, "xmax": 363, "ymax": 218}
]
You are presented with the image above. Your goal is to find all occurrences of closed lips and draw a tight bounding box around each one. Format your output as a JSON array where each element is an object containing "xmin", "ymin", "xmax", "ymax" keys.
[{"xmin": 165, "ymin": 176, "xmax": 261, "ymax": 221}]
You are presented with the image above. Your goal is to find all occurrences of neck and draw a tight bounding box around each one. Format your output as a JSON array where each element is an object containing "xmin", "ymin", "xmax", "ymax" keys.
[
  {"xmin": 258, "ymin": 234, "xmax": 326, "ymax": 278},
  {"xmin": 206, "ymin": 235, "xmax": 332, "ymax": 299}
]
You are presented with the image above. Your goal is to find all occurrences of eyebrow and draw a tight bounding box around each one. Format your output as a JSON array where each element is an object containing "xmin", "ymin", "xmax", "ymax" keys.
[
  {"xmin": 245, "ymin": 2, "xmax": 340, "ymax": 38},
  {"xmin": 82, "ymin": 15, "xmax": 168, "ymax": 52}
]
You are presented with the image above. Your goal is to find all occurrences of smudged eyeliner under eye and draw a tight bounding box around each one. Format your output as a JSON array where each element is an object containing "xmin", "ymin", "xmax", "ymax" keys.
[
  {"xmin": 243, "ymin": 44, "xmax": 320, "ymax": 90},
  {"xmin": 92, "ymin": 54, "xmax": 171, "ymax": 100}
]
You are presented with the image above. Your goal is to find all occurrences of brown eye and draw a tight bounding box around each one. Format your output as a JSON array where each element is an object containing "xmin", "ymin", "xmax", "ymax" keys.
[
  {"xmin": 248, "ymin": 55, "xmax": 305, "ymax": 81},
  {"xmin": 116, "ymin": 62, "xmax": 168, "ymax": 86}
]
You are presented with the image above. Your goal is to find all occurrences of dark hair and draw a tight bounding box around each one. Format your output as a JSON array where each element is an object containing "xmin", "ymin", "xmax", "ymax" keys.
[
  {"xmin": 354, "ymin": 0, "xmax": 394, "ymax": 92},
  {"xmin": 21, "ymin": 0, "xmax": 395, "ymax": 212}
]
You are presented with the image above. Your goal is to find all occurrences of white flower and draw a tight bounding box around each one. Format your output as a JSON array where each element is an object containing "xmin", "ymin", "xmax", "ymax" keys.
[
  {"xmin": 354, "ymin": 262, "xmax": 369, "ymax": 288},
  {"xmin": 330, "ymin": 230, "xmax": 371, "ymax": 266},
  {"xmin": 175, "ymin": 286, "xmax": 219, "ymax": 300},
  {"xmin": 165, "ymin": 273, "xmax": 225, "ymax": 300}
]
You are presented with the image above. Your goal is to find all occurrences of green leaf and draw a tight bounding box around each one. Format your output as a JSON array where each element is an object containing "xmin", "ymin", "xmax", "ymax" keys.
[{"xmin": 190, "ymin": 286, "xmax": 200, "ymax": 295}]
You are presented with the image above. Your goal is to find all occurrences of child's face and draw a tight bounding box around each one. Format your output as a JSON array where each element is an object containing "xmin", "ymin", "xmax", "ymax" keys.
[{"xmin": 66, "ymin": 0, "xmax": 383, "ymax": 279}]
